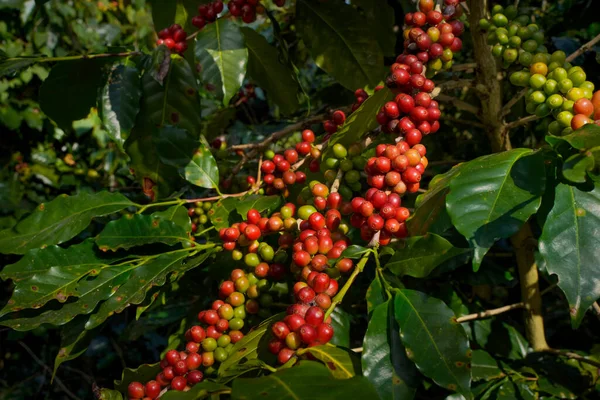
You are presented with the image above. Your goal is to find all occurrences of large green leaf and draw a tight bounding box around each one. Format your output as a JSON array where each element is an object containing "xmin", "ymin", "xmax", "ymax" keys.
[
  {"xmin": 149, "ymin": 0, "xmax": 177, "ymax": 32},
  {"xmin": 471, "ymin": 350, "xmax": 504, "ymax": 382},
  {"xmin": 446, "ymin": 149, "xmax": 545, "ymax": 270},
  {"xmin": 296, "ymin": 0, "xmax": 384, "ymax": 90},
  {"xmin": 160, "ymin": 381, "xmax": 230, "ymax": 399},
  {"xmin": 153, "ymin": 126, "xmax": 220, "ymax": 189},
  {"xmin": 241, "ymin": 27, "xmax": 301, "ymax": 115},
  {"xmin": 0, "ymin": 240, "xmax": 121, "ymax": 318},
  {"xmin": 0, "ymin": 191, "xmax": 134, "ymax": 254},
  {"xmin": 96, "ymin": 213, "xmax": 190, "ymax": 251},
  {"xmin": 298, "ymin": 345, "xmax": 361, "ymax": 379},
  {"xmin": 352, "ymin": 0, "xmax": 396, "ymax": 56},
  {"xmin": 385, "ymin": 233, "xmax": 471, "ymax": 278},
  {"xmin": 329, "ymin": 307, "xmax": 351, "ymax": 347},
  {"xmin": 362, "ymin": 300, "xmax": 420, "ymax": 400},
  {"xmin": 235, "ymin": 194, "xmax": 282, "ymax": 218},
  {"xmin": 194, "ymin": 19, "xmax": 247, "ymax": 106},
  {"xmin": 546, "ymin": 123, "xmax": 600, "ymax": 151},
  {"xmin": 230, "ymin": 361, "xmax": 379, "ymax": 399},
  {"xmin": 208, "ymin": 197, "xmax": 240, "ymax": 229},
  {"xmin": 322, "ymin": 88, "xmax": 393, "ymax": 161},
  {"xmin": 39, "ymin": 60, "xmax": 107, "ymax": 130},
  {"xmin": 125, "ymin": 55, "xmax": 202, "ymax": 198},
  {"xmin": 366, "ymin": 273, "xmax": 387, "ymax": 314},
  {"xmin": 394, "ymin": 289, "xmax": 472, "ymax": 399},
  {"xmin": 53, "ymin": 316, "xmax": 101, "ymax": 376},
  {"xmin": 562, "ymin": 153, "xmax": 594, "ymax": 183},
  {"xmin": 99, "ymin": 64, "xmax": 142, "ymax": 150},
  {"xmin": 539, "ymin": 182, "xmax": 600, "ymax": 327},
  {"xmin": 153, "ymin": 205, "xmax": 192, "ymax": 232},
  {"xmin": 407, "ymin": 164, "xmax": 463, "ymax": 236},
  {"xmin": 0, "ymin": 53, "xmax": 43, "ymax": 77}
]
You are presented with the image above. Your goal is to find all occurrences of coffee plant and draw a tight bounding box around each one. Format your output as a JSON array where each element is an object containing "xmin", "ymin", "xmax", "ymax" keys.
[{"xmin": 1, "ymin": 0, "xmax": 600, "ymax": 399}]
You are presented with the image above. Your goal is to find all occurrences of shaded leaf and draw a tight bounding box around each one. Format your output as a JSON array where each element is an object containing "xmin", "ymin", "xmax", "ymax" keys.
[
  {"xmin": 471, "ymin": 350, "xmax": 504, "ymax": 382},
  {"xmin": 352, "ymin": 0, "xmax": 396, "ymax": 56},
  {"xmin": 235, "ymin": 195, "xmax": 282, "ymax": 219},
  {"xmin": 0, "ymin": 191, "xmax": 134, "ymax": 254},
  {"xmin": 394, "ymin": 289, "xmax": 472, "ymax": 398},
  {"xmin": 153, "ymin": 205, "xmax": 192, "ymax": 232},
  {"xmin": 329, "ymin": 307, "xmax": 351, "ymax": 348},
  {"xmin": 208, "ymin": 197, "xmax": 239, "ymax": 229},
  {"xmin": 546, "ymin": 123, "xmax": 600, "ymax": 150},
  {"xmin": 298, "ymin": 345, "xmax": 361, "ymax": 379},
  {"xmin": 539, "ymin": 182, "xmax": 600, "ymax": 327},
  {"xmin": 114, "ymin": 362, "xmax": 161, "ymax": 392},
  {"xmin": 194, "ymin": 19, "xmax": 247, "ymax": 105},
  {"xmin": 341, "ymin": 245, "xmax": 371, "ymax": 259},
  {"xmin": 366, "ymin": 274, "xmax": 387, "ymax": 314},
  {"xmin": 446, "ymin": 149, "xmax": 545, "ymax": 270},
  {"xmin": 385, "ymin": 233, "xmax": 471, "ymax": 278},
  {"xmin": 362, "ymin": 300, "xmax": 420, "ymax": 400},
  {"xmin": 160, "ymin": 381, "xmax": 230, "ymax": 399},
  {"xmin": 53, "ymin": 316, "xmax": 100, "ymax": 376},
  {"xmin": 296, "ymin": 0, "xmax": 384, "ymax": 90},
  {"xmin": 0, "ymin": 54, "xmax": 43, "ymax": 77},
  {"xmin": 562, "ymin": 153, "xmax": 594, "ymax": 183}
]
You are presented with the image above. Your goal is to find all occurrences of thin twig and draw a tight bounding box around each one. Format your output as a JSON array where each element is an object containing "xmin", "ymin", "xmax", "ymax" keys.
[
  {"xmin": 351, "ymin": 347, "xmax": 363, "ymax": 353},
  {"xmin": 501, "ymin": 88, "xmax": 527, "ymax": 116},
  {"xmin": 505, "ymin": 114, "xmax": 541, "ymax": 129},
  {"xmin": 544, "ymin": 349, "xmax": 600, "ymax": 369},
  {"xmin": 330, "ymin": 169, "xmax": 344, "ymax": 194},
  {"xmin": 456, "ymin": 302, "xmax": 525, "ymax": 323},
  {"xmin": 18, "ymin": 342, "xmax": 81, "ymax": 400},
  {"xmin": 441, "ymin": 115, "xmax": 486, "ymax": 128},
  {"xmin": 451, "ymin": 63, "xmax": 478, "ymax": 72},
  {"xmin": 592, "ymin": 302, "xmax": 600, "ymax": 320},
  {"xmin": 436, "ymin": 93, "xmax": 481, "ymax": 116},
  {"xmin": 438, "ymin": 79, "xmax": 475, "ymax": 91},
  {"xmin": 565, "ymin": 32, "xmax": 600, "ymax": 63}
]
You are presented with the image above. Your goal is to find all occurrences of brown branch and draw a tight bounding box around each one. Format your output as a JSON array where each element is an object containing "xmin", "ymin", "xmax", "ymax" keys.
[
  {"xmin": 456, "ymin": 302, "xmax": 525, "ymax": 323},
  {"xmin": 438, "ymin": 79, "xmax": 476, "ymax": 91},
  {"xmin": 329, "ymin": 169, "xmax": 344, "ymax": 194},
  {"xmin": 441, "ymin": 115, "xmax": 486, "ymax": 128},
  {"xmin": 451, "ymin": 63, "xmax": 478, "ymax": 72},
  {"xmin": 505, "ymin": 114, "xmax": 542, "ymax": 130},
  {"xmin": 184, "ymin": 190, "xmax": 251, "ymax": 204},
  {"xmin": 436, "ymin": 93, "xmax": 481, "ymax": 116},
  {"xmin": 543, "ymin": 349, "xmax": 600, "ymax": 369},
  {"xmin": 502, "ymin": 88, "xmax": 527, "ymax": 117},
  {"xmin": 565, "ymin": 32, "xmax": 600, "ymax": 63}
]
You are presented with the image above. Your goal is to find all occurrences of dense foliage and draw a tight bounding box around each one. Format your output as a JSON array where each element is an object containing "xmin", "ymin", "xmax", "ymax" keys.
[{"xmin": 1, "ymin": 0, "xmax": 600, "ymax": 399}]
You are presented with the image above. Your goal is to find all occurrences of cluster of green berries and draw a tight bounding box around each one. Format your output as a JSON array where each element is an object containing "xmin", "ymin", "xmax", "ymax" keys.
[{"xmin": 188, "ymin": 201, "xmax": 213, "ymax": 234}]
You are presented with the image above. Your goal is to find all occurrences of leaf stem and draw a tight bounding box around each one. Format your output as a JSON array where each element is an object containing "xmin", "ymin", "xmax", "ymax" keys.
[
  {"xmin": 135, "ymin": 199, "xmax": 186, "ymax": 214},
  {"xmin": 9, "ymin": 51, "xmax": 143, "ymax": 64},
  {"xmin": 324, "ymin": 252, "xmax": 371, "ymax": 320}
]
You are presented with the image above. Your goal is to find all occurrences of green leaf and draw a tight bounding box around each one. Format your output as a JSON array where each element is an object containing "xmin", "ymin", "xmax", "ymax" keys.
[
  {"xmin": 235, "ymin": 195, "xmax": 282, "ymax": 219},
  {"xmin": 298, "ymin": 345, "xmax": 361, "ymax": 379},
  {"xmin": 323, "ymin": 88, "xmax": 394, "ymax": 160},
  {"xmin": 160, "ymin": 381, "xmax": 230, "ymax": 399},
  {"xmin": 407, "ymin": 164, "xmax": 464, "ymax": 236},
  {"xmin": 230, "ymin": 361, "xmax": 380, "ymax": 399},
  {"xmin": 114, "ymin": 362, "xmax": 161, "ymax": 393},
  {"xmin": 85, "ymin": 251, "xmax": 196, "ymax": 330},
  {"xmin": 366, "ymin": 274, "xmax": 387, "ymax": 314},
  {"xmin": 471, "ymin": 350, "xmax": 504, "ymax": 382},
  {"xmin": 153, "ymin": 126, "xmax": 220, "ymax": 189},
  {"xmin": 208, "ymin": 197, "xmax": 240, "ymax": 229},
  {"xmin": 446, "ymin": 149, "xmax": 545, "ymax": 270},
  {"xmin": 562, "ymin": 152, "xmax": 594, "ymax": 183},
  {"xmin": 98, "ymin": 388, "xmax": 124, "ymax": 400},
  {"xmin": 546, "ymin": 123, "xmax": 600, "ymax": 150},
  {"xmin": 194, "ymin": 19, "xmax": 248, "ymax": 105},
  {"xmin": 153, "ymin": 205, "xmax": 192, "ymax": 232},
  {"xmin": 99, "ymin": 64, "xmax": 141, "ymax": 150},
  {"xmin": 0, "ymin": 55, "xmax": 43, "ymax": 77},
  {"xmin": 329, "ymin": 307, "xmax": 351, "ymax": 347},
  {"xmin": 39, "ymin": 60, "xmax": 107, "ymax": 130},
  {"xmin": 394, "ymin": 289, "xmax": 472, "ymax": 399},
  {"xmin": 241, "ymin": 27, "xmax": 301, "ymax": 115},
  {"xmin": 385, "ymin": 234, "xmax": 471, "ymax": 278},
  {"xmin": 53, "ymin": 316, "xmax": 100, "ymax": 376},
  {"xmin": 352, "ymin": 0, "xmax": 396, "ymax": 56},
  {"xmin": 125, "ymin": 55, "xmax": 202, "ymax": 198},
  {"xmin": 149, "ymin": 0, "xmax": 177, "ymax": 34},
  {"xmin": 539, "ymin": 182, "xmax": 600, "ymax": 327},
  {"xmin": 362, "ymin": 300, "xmax": 420, "ymax": 400},
  {"xmin": 341, "ymin": 245, "xmax": 371, "ymax": 259},
  {"xmin": 96, "ymin": 213, "xmax": 190, "ymax": 251},
  {"xmin": 296, "ymin": 0, "xmax": 384, "ymax": 90},
  {"xmin": 0, "ymin": 191, "xmax": 134, "ymax": 254},
  {"xmin": 149, "ymin": 45, "xmax": 172, "ymax": 85}
]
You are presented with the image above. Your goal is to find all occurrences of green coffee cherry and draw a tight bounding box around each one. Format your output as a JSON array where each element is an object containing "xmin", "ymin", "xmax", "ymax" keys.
[
  {"xmin": 217, "ymin": 335, "xmax": 231, "ymax": 347},
  {"xmin": 244, "ymin": 253, "xmax": 260, "ymax": 267},
  {"xmin": 332, "ymin": 144, "xmax": 348, "ymax": 159},
  {"xmin": 229, "ymin": 317, "xmax": 244, "ymax": 330},
  {"xmin": 529, "ymin": 74, "xmax": 546, "ymax": 89},
  {"xmin": 298, "ymin": 205, "xmax": 317, "ymax": 220},
  {"xmin": 546, "ymin": 94, "xmax": 564, "ymax": 109},
  {"xmin": 202, "ymin": 337, "xmax": 218, "ymax": 352},
  {"xmin": 556, "ymin": 111, "xmax": 574, "ymax": 127},
  {"xmin": 215, "ymin": 347, "xmax": 228, "ymax": 363}
]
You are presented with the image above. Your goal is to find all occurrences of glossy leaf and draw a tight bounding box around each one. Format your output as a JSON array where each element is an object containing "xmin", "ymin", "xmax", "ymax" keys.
[
  {"xmin": 323, "ymin": 88, "xmax": 393, "ymax": 161},
  {"xmin": 471, "ymin": 350, "xmax": 504, "ymax": 382},
  {"xmin": 407, "ymin": 164, "xmax": 463, "ymax": 236},
  {"xmin": 39, "ymin": 60, "xmax": 107, "ymax": 129},
  {"xmin": 153, "ymin": 205, "xmax": 192, "ymax": 232},
  {"xmin": 160, "ymin": 381, "xmax": 230, "ymax": 399},
  {"xmin": 546, "ymin": 123, "xmax": 600, "ymax": 150},
  {"xmin": 241, "ymin": 27, "xmax": 301, "ymax": 115},
  {"xmin": 113, "ymin": 362, "xmax": 161, "ymax": 392},
  {"xmin": 562, "ymin": 153, "xmax": 594, "ymax": 183},
  {"xmin": 362, "ymin": 300, "xmax": 420, "ymax": 400},
  {"xmin": 98, "ymin": 388, "xmax": 124, "ymax": 400},
  {"xmin": 394, "ymin": 289, "xmax": 472, "ymax": 399},
  {"xmin": 208, "ymin": 197, "xmax": 239, "ymax": 229},
  {"xmin": 194, "ymin": 19, "xmax": 247, "ymax": 105},
  {"xmin": 366, "ymin": 274, "xmax": 387, "ymax": 314},
  {"xmin": 230, "ymin": 361, "xmax": 379, "ymax": 400},
  {"xmin": 153, "ymin": 126, "xmax": 219, "ymax": 189},
  {"xmin": 385, "ymin": 233, "xmax": 470, "ymax": 278},
  {"xmin": 446, "ymin": 149, "xmax": 545, "ymax": 270},
  {"xmin": 235, "ymin": 195, "xmax": 282, "ymax": 219},
  {"xmin": 125, "ymin": 56, "xmax": 202, "ymax": 198},
  {"xmin": 296, "ymin": 0, "xmax": 383, "ymax": 90},
  {"xmin": 0, "ymin": 191, "xmax": 134, "ymax": 254},
  {"xmin": 341, "ymin": 245, "xmax": 371, "ymax": 259},
  {"xmin": 99, "ymin": 64, "xmax": 141, "ymax": 150},
  {"xmin": 329, "ymin": 307, "xmax": 351, "ymax": 347},
  {"xmin": 96, "ymin": 213, "xmax": 190, "ymax": 251},
  {"xmin": 539, "ymin": 182, "xmax": 600, "ymax": 327},
  {"xmin": 298, "ymin": 345, "xmax": 361, "ymax": 379}
]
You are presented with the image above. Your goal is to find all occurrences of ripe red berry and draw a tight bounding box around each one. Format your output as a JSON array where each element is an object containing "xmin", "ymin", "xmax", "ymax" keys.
[
  {"xmin": 332, "ymin": 110, "xmax": 346, "ymax": 125},
  {"xmin": 272, "ymin": 321, "xmax": 291, "ymax": 340},
  {"xmin": 171, "ymin": 376, "xmax": 187, "ymax": 391},
  {"xmin": 187, "ymin": 370, "xmax": 204, "ymax": 385},
  {"xmin": 145, "ymin": 381, "xmax": 161, "ymax": 399},
  {"xmin": 317, "ymin": 323, "xmax": 334, "ymax": 343},
  {"xmin": 298, "ymin": 324, "xmax": 318, "ymax": 344},
  {"xmin": 128, "ymin": 382, "xmax": 145, "ymax": 399}
]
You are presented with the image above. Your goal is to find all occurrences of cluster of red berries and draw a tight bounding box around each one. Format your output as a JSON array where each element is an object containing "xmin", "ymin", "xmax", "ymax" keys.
[
  {"xmin": 157, "ymin": 24, "xmax": 188, "ymax": 54},
  {"xmin": 191, "ymin": 0, "xmax": 223, "ymax": 30},
  {"xmin": 351, "ymin": 88, "xmax": 372, "ymax": 112},
  {"xmin": 403, "ymin": 0, "xmax": 465, "ymax": 74},
  {"xmin": 323, "ymin": 110, "xmax": 347, "ymax": 136},
  {"xmin": 228, "ymin": 0, "xmax": 259, "ymax": 23}
]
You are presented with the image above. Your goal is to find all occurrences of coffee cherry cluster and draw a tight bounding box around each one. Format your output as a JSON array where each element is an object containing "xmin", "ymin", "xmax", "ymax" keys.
[
  {"xmin": 187, "ymin": 201, "xmax": 214, "ymax": 234},
  {"xmin": 157, "ymin": 24, "xmax": 189, "ymax": 54},
  {"xmin": 351, "ymin": 88, "xmax": 371, "ymax": 112},
  {"xmin": 227, "ymin": 0, "xmax": 259, "ymax": 23},
  {"xmin": 320, "ymin": 142, "xmax": 366, "ymax": 197},
  {"xmin": 403, "ymin": 0, "xmax": 465, "ymax": 75},
  {"xmin": 191, "ymin": 0, "xmax": 224, "ymax": 30},
  {"xmin": 323, "ymin": 110, "xmax": 347, "ymax": 137}
]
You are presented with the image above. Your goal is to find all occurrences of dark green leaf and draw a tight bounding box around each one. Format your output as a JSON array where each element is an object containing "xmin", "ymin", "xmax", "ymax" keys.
[
  {"xmin": 446, "ymin": 149, "xmax": 545, "ymax": 270},
  {"xmin": 96, "ymin": 213, "xmax": 190, "ymax": 251},
  {"xmin": 99, "ymin": 64, "xmax": 141, "ymax": 150},
  {"xmin": 323, "ymin": 88, "xmax": 393, "ymax": 160},
  {"xmin": 385, "ymin": 234, "xmax": 471, "ymax": 278},
  {"xmin": 241, "ymin": 27, "xmax": 301, "ymax": 115},
  {"xmin": 546, "ymin": 123, "xmax": 600, "ymax": 150},
  {"xmin": 0, "ymin": 191, "xmax": 134, "ymax": 254},
  {"xmin": 366, "ymin": 274, "xmax": 387, "ymax": 314},
  {"xmin": 126, "ymin": 56, "xmax": 202, "ymax": 198},
  {"xmin": 539, "ymin": 182, "xmax": 600, "ymax": 327},
  {"xmin": 394, "ymin": 289, "xmax": 472, "ymax": 398},
  {"xmin": 114, "ymin": 362, "xmax": 161, "ymax": 392},
  {"xmin": 298, "ymin": 345, "xmax": 361, "ymax": 378},
  {"xmin": 149, "ymin": 45, "xmax": 171, "ymax": 84},
  {"xmin": 562, "ymin": 153, "xmax": 594, "ymax": 183},
  {"xmin": 39, "ymin": 60, "xmax": 107, "ymax": 130},
  {"xmin": 362, "ymin": 300, "xmax": 420, "ymax": 400},
  {"xmin": 0, "ymin": 55, "xmax": 43, "ymax": 77},
  {"xmin": 194, "ymin": 19, "xmax": 247, "ymax": 105},
  {"xmin": 352, "ymin": 0, "xmax": 396, "ymax": 56},
  {"xmin": 53, "ymin": 316, "xmax": 100, "ymax": 376},
  {"xmin": 230, "ymin": 361, "xmax": 380, "ymax": 399},
  {"xmin": 153, "ymin": 205, "xmax": 192, "ymax": 232},
  {"xmin": 149, "ymin": 0, "xmax": 177, "ymax": 35},
  {"xmin": 235, "ymin": 195, "xmax": 282, "ymax": 218},
  {"xmin": 471, "ymin": 350, "xmax": 504, "ymax": 382},
  {"xmin": 407, "ymin": 164, "xmax": 464, "ymax": 236},
  {"xmin": 329, "ymin": 307, "xmax": 351, "ymax": 347},
  {"xmin": 296, "ymin": 0, "xmax": 384, "ymax": 90},
  {"xmin": 208, "ymin": 197, "xmax": 239, "ymax": 229},
  {"xmin": 341, "ymin": 245, "xmax": 371, "ymax": 259},
  {"xmin": 160, "ymin": 381, "xmax": 230, "ymax": 399}
]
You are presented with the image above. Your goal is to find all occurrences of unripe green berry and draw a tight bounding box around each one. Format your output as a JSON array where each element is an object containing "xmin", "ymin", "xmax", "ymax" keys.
[
  {"xmin": 234, "ymin": 306, "xmax": 246, "ymax": 320},
  {"xmin": 264, "ymin": 149, "xmax": 275, "ymax": 160},
  {"xmin": 298, "ymin": 205, "xmax": 317, "ymax": 220},
  {"xmin": 259, "ymin": 245, "xmax": 274, "ymax": 262},
  {"xmin": 229, "ymin": 317, "xmax": 244, "ymax": 330},
  {"xmin": 546, "ymin": 94, "xmax": 564, "ymax": 109},
  {"xmin": 324, "ymin": 157, "xmax": 339, "ymax": 169},
  {"xmin": 217, "ymin": 335, "xmax": 231, "ymax": 347},
  {"xmin": 215, "ymin": 347, "xmax": 228, "ymax": 363},
  {"xmin": 529, "ymin": 74, "xmax": 546, "ymax": 89},
  {"xmin": 232, "ymin": 250, "xmax": 243, "ymax": 261},
  {"xmin": 244, "ymin": 253, "xmax": 260, "ymax": 267},
  {"xmin": 202, "ymin": 337, "xmax": 218, "ymax": 352},
  {"xmin": 556, "ymin": 111, "xmax": 574, "ymax": 127},
  {"xmin": 332, "ymin": 144, "xmax": 348, "ymax": 159},
  {"xmin": 340, "ymin": 159, "xmax": 353, "ymax": 172}
]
